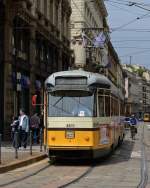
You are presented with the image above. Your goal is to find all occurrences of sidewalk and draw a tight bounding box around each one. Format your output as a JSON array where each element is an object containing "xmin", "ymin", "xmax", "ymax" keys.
[
  {"xmin": 0, "ymin": 143, "xmax": 47, "ymax": 173},
  {"xmin": 143, "ymin": 123, "xmax": 150, "ymax": 188}
]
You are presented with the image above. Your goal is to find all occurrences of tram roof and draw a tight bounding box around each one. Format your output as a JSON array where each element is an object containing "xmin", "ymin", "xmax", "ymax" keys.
[
  {"xmin": 45, "ymin": 70, "xmax": 124, "ymax": 100},
  {"xmin": 45, "ymin": 70, "xmax": 111, "ymax": 88}
]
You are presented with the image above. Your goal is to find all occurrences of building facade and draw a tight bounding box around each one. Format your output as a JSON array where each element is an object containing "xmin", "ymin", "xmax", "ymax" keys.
[
  {"xmin": 70, "ymin": 0, "xmax": 125, "ymax": 112},
  {"xmin": 123, "ymin": 68, "xmax": 150, "ymax": 118},
  {"xmin": 0, "ymin": 0, "xmax": 5, "ymax": 134},
  {"xmin": 70, "ymin": 0, "xmax": 108, "ymax": 70},
  {"xmin": 107, "ymin": 42, "xmax": 125, "ymax": 112},
  {"xmin": 2, "ymin": 0, "xmax": 71, "ymax": 137}
]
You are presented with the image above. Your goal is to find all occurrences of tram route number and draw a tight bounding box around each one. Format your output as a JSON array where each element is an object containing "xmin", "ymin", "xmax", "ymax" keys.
[
  {"xmin": 100, "ymin": 126, "xmax": 109, "ymax": 145},
  {"xmin": 66, "ymin": 124, "xmax": 75, "ymax": 128}
]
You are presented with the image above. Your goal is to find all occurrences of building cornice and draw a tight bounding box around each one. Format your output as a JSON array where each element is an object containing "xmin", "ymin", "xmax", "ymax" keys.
[{"xmin": 97, "ymin": 0, "xmax": 108, "ymax": 17}]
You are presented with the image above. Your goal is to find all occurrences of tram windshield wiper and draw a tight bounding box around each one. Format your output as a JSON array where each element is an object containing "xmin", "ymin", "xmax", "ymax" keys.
[{"xmin": 52, "ymin": 96, "xmax": 64, "ymax": 107}]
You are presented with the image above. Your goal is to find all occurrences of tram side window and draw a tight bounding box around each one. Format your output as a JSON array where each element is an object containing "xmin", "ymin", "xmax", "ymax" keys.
[
  {"xmin": 111, "ymin": 98, "xmax": 114, "ymax": 116},
  {"xmin": 120, "ymin": 102, "xmax": 124, "ymax": 116},
  {"xmin": 98, "ymin": 95, "xmax": 110, "ymax": 117},
  {"xmin": 111, "ymin": 97, "xmax": 116, "ymax": 116},
  {"xmin": 105, "ymin": 96, "xmax": 110, "ymax": 117},
  {"xmin": 98, "ymin": 96, "xmax": 105, "ymax": 117},
  {"xmin": 111, "ymin": 97, "xmax": 119, "ymax": 116},
  {"xmin": 115, "ymin": 99, "xmax": 118, "ymax": 115}
]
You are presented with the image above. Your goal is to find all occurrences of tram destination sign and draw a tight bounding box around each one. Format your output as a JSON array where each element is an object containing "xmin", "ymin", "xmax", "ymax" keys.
[{"xmin": 55, "ymin": 77, "xmax": 87, "ymax": 85}]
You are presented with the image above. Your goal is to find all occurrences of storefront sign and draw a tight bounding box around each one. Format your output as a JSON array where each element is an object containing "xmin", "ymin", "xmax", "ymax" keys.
[{"xmin": 12, "ymin": 72, "xmax": 30, "ymax": 90}]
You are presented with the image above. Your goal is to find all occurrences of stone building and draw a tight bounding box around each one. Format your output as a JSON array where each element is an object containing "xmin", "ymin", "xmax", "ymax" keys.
[
  {"xmin": 124, "ymin": 68, "xmax": 150, "ymax": 118},
  {"xmin": 70, "ymin": 0, "xmax": 125, "ymax": 110},
  {"xmin": 106, "ymin": 42, "xmax": 125, "ymax": 112},
  {"xmin": 1, "ymin": 0, "xmax": 72, "ymax": 137},
  {"xmin": 0, "ymin": 0, "xmax": 5, "ymax": 134},
  {"xmin": 124, "ymin": 70, "xmax": 143, "ymax": 116},
  {"xmin": 70, "ymin": 0, "xmax": 108, "ymax": 70}
]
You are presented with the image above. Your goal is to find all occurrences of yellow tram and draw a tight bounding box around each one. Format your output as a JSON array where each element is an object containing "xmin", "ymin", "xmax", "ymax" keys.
[
  {"xmin": 44, "ymin": 70, "xmax": 125, "ymax": 159},
  {"xmin": 144, "ymin": 113, "xmax": 150, "ymax": 122}
]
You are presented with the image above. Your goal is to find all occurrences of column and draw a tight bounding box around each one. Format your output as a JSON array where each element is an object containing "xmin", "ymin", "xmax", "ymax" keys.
[
  {"xmin": 0, "ymin": 1, "xmax": 5, "ymax": 134},
  {"xmin": 4, "ymin": 2, "xmax": 14, "ymax": 138},
  {"xmin": 29, "ymin": 23, "xmax": 36, "ymax": 115}
]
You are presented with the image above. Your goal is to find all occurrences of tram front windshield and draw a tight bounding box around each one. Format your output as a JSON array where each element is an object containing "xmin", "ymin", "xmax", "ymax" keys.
[{"xmin": 48, "ymin": 93, "xmax": 95, "ymax": 117}]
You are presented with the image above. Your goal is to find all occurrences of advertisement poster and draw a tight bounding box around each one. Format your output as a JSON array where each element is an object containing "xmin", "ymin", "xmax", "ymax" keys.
[{"xmin": 100, "ymin": 126, "xmax": 109, "ymax": 144}]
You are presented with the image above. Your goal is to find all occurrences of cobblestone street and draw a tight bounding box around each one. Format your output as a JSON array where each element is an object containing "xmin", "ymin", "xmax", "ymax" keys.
[{"xmin": 0, "ymin": 125, "xmax": 146, "ymax": 188}]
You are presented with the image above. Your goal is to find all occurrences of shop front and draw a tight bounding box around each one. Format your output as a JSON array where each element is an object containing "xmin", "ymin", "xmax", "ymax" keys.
[{"xmin": 12, "ymin": 72, "xmax": 30, "ymax": 116}]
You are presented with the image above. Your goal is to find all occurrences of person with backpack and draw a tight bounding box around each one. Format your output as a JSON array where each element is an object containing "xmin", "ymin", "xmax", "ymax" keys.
[{"xmin": 30, "ymin": 113, "xmax": 40, "ymax": 144}]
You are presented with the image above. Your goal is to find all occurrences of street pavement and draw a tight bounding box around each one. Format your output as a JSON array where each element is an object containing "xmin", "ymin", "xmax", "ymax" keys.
[
  {"xmin": 0, "ymin": 144, "xmax": 44, "ymax": 165},
  {"xmin": 0, "ymin": 124, "xmax": 146, "ymax": 188},
  {"xmin": 144, "ymin": 123, "xmax": 150, "ymax": 188}
]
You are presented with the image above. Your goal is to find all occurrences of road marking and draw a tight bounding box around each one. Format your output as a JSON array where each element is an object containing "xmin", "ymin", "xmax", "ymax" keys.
[{"xmin": 147, "ymin": 125, "xmax": 150, "ymax": 130}]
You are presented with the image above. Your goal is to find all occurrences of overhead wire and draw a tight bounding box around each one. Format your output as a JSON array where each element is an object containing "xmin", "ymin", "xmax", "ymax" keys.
[
  {"xmin": 119, "ymin": 49, "xmax": 150, "ymax": 57},
  {"xmin": 72, "ymin": 0, "xmax": 150, "ymax": 63},
  {"xmin": 105, "ymin": 0, "xmax": 150, "ymax": 64},
  {"xmin": 108, "ymin": 2, "xmax": 143, "ymax": 16},
  {"xmin": 114, "ymin": 47, "xmax": 150, "ymax": 49},
  {"xmin": 105, "ymin": 0, "xmax": 129, "ymax": 6},
  {"xmin": 112, "ymin": 39, "xmax": 150, "ymax": 42},
  {"xmin": 110, "ymin": 29, "xmax": 150, "ymax": 32},
  {"xmin": 105, "ymin": 0, "xmax": 150, "ymax": 7},
  {"xmin": 111, "ymin": 11, "xmax": 150, "ymax": 32}
]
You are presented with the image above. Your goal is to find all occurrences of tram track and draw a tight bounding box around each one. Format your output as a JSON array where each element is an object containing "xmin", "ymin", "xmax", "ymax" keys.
[
  {"xmin": 0, "ymin": 161, "xmax": 51, "ymax": 187},
  {"xmin": 58, "ymin": 165, "xmax": 94, "ymax": 188},
  {"xmin": 0, "ymin": 127, "xmax": 148, "ymax": 188},
  {"xmin": 59, "ymin": 127, "xmax": 149, "ymax": 188},
  {"xmin": 0, "ymin": 159, "xmax": 94, "ymax": 188}
]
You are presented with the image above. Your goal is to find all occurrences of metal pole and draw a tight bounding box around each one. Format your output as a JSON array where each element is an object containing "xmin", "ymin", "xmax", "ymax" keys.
[
  {"xmin": 0, "ymin": 134, "xmax": 2, "ymax": 164},
  {"xmin": 40, "ymin": 128, "xmax": 43, "ymax": 152},
  {"xmin": 15, "ymin": 132, "xmax": 18, "ymax": 159},
  {"xmin": 29, "ymin": 130, "xmax": 32, "ymax": 155}
]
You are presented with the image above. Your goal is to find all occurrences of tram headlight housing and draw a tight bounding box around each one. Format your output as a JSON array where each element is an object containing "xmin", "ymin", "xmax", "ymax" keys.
[
  {"xmin": 51, "ymin": 137, "xmax": 56, "ymax": 141},
  {"xmin": 85, "ymin": 137, "xmax": 90, "ymax": 142}
]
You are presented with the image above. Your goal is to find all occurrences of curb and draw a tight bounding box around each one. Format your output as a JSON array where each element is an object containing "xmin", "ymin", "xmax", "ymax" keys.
[{"xmin": 0, "ymin": 153, "xmax": 47, "ymax": 173}]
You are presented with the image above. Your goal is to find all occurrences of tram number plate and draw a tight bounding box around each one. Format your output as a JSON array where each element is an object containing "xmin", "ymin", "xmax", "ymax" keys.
[{"xmin": 66, "ymin": 130, "xmax": 75, "ymax": 139}]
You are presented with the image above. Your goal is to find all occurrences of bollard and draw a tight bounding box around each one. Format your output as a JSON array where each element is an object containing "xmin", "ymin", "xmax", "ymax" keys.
[
  {"xmin": 40, "ymin": 129, "xmax": 43, "ymax": 152},
  {"xmin": 0, "ymin": 134, "xmax": 2, "ymax": 164},
  {"xmin": 14, "ymin": 132, "xmax": 18, "ymax": 159},
  {"xmin": 29, "ymin": 130, "xmax": 32, "ymax": 155},
  {"xmin": 44, "ymin": 145, "xmax": 47, "ymax": 153}
]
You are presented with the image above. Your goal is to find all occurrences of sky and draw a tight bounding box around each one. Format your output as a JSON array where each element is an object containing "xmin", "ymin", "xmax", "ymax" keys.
[{"xmin": 104, "ymin": 0, "xmax": 150, "ymax": 69}]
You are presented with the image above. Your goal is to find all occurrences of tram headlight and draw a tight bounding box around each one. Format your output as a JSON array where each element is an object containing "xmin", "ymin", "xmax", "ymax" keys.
[
  {"xmin": 85, "ymin": 137, "xmax": 90, "ymax": 142},
  {"xmin": 51, "ymin": 137, "xmax": 56, "ymax": 141}
]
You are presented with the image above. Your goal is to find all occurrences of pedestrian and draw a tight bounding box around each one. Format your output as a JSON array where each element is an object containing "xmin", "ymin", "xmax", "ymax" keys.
[
  {"xmin": 18, "ymin": 109, "xmax": 29, "ymax": 149},
  {"xmin": 130, "ymin": 115, "xmax": 137, "ymax": 126},
  {"xmin": 30, "ymin": 113, "xmax": 40, "ymax": 144},
  {"xmin": 130, "ymin": 124, "xmax": 136, "ymax": 140},
  {"xmin": 10, "ymin": 116, "xmax": 19, "ymax": 148},
  {"xmin": 131, "ymin": 114, "xmax": 138, "ymax": 136}
]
